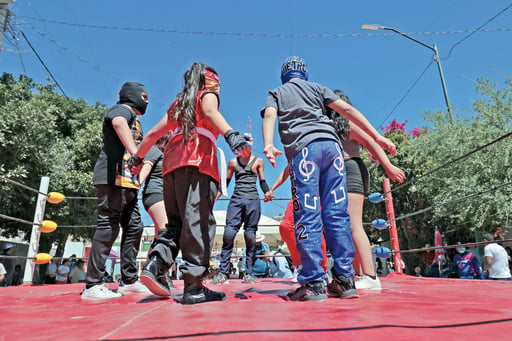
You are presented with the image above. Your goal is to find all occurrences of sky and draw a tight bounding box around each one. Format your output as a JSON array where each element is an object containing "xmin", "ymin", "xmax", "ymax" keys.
[{"xmin": 1, "ymin": 0, "xmax": 512, "ymax": 223}]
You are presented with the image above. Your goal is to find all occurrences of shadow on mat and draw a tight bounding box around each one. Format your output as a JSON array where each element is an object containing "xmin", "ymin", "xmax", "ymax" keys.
[{"xmin": 231, "ymin": 287, "xmax": 291, "ymax": 301}]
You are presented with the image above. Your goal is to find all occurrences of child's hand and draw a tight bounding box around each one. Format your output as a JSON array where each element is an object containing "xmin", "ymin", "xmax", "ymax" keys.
[
  {"xmin": 224, "ymin": 129, "xmax": 252, "ymax": 156},
  {"xmin": 376, "ymin": 136, "xmax": 396, "ymax": 156},
  {"xmin": 263, "ymin": 145, "xmax": 282, "ymax": 167},
  {"xmin": 127, "ymin": 155, "xmax": 143, "ymax": 175},
  {"xmin": 264, "ymin": 190, "xmax": 274, "ymax": 202},
  {"xmin": 385, "ymin": 165, "xmax": 405, "ymax": 183}
]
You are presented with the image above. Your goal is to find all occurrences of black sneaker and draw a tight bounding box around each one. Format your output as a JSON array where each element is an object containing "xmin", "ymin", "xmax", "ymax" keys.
[
  {"xmin": 287, "ymin": 282, "xmax": 327, "ymax": 302},
  {"xmin": 140, "ymin": 255, "xmax": 172, "ymax": 297},
  {"xmin": 327, "ymin": 275, "xmax": 359, "ymax": 299},
  {"xmin": 183, "ymin": 285, "xmax": 227, "ymax": 305}
]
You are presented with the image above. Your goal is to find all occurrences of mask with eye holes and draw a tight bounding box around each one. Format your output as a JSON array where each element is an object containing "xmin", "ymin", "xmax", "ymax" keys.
[{"xmin": 118, "ymin": 82, "xmax": 148, "ymax": 115}]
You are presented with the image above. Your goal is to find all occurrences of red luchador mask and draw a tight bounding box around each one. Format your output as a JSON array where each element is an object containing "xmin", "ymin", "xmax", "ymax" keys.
[{"xmin": 204, "ymin": 69, "xmax": 220, "ymax": 93}]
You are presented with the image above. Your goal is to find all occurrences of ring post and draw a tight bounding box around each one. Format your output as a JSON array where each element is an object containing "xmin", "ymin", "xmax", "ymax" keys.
[
  {"xmin": 383, "ymin": 178, "xmax": 403, "ymax": 272},
  {"xmin": 23, "ymin": 176, "xmax": 50, "ymax": 283}
]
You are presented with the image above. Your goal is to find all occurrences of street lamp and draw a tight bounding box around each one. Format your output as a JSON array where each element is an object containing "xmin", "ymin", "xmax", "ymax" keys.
[{"xmin": 361, "ymin": 24, "xmax": 453, "ymax": 123}]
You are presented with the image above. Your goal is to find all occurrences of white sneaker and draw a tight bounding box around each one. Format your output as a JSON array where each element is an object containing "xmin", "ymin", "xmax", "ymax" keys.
[
  {"xmin": 355, "ymin": 275, "xmax": 382, "ymax": 290},
  {"xmin": 81, "ymin": 284, "xmax": 122, "ymax": 299},
  {"xmin": 117, "ymin": 280, "xmax": 152, "ymax": 295}
]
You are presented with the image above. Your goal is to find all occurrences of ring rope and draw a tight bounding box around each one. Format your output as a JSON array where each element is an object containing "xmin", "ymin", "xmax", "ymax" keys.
[
  {"xmin": 3, "ymin": 239, "xmax": 510, "ymax": 263},
  {"xmin": 0, "ymin": 213, "xmax": 38, "ymax": 226},
  {"xmin": 390, "ymin": 238, "xmax": 512, "ymax": 255},
  {"xmin": 364, "ymin": 179, "xmax": 512, "ymax": 226},
  {"xmin": 387, "ymin": 180, "xmax": 512, "ymax": 225},
  {"xmin": 0, "ymin": 174, "xmax": 47, "ymax": 197},
  {"xmin": 381, "ymin": 131, "xmax": 512, "ymax": 196}
]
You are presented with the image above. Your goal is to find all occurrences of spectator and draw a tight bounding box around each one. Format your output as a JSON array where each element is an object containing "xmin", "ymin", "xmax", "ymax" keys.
[
  {"xmin": 414, "ymin": 266, "xmax": 422, "ymax": 277},
  {"xmin": 0, "ymin": 262, "xmax": 6, "ymax": 283},
  {"xmin": 237, "ymin": 257, "xmax": 245, "ymax": 279},
  {"xmin": 252, "ymin": 233, "xmax": 272, "ymax": 278},
  {"xmin": 56, "ymin": 259, "xmax": 70, "ymax": 284},
  {"xmin": 482, "ymin": 233, "xmax": 512, "ymax": 280},
  {"xmin": 270, "ymin": 244, "xmax": 293, "ymax": 279},
  {"xmin": 0, "ymin": 243, "xmax": 14, "ymax": 286},
  {"xmin": 505, "ymin": 247, "xmax": 512, "ymax": 273},
  {"xmin": 442, "ymin": 243, "xmax": 485, "ymax": 279},
  {"xmin": 68, "ymin": 254, "xmax": 77, "ymax": 274},
  {"xmin": 69, "ymin": 259, "xmax": 87, "ymax": 283},
  {"xmin": 11, "ymin": 264, "xmax": 23, "ymax": 286},
  {"xmin": 229, "ymin": 267, "xmax": 238, "ymax": 280},
  {"xmin": 45, "ymin": 259, "xmax": 58, "ymax": 284},
  {"xmin": 423, "ymin": 244, "xmax": 440, "ymax": 277}
]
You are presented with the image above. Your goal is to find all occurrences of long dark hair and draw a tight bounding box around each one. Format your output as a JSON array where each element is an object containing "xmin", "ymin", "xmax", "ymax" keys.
[
  {"xmin": 327, "ymin": 89, "xmax": 352, "ymax": 140},
  {"xmin": 170, "ymin": 62, "xmax": 217, "ymax": 141}
]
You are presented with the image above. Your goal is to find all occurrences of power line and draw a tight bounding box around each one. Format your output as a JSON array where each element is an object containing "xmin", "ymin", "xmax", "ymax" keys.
[
  {"xmin": 22, "ymin": 19, "xmax": 119, "ymax": 82},
  {"xmin": 17, "ymin": 16, "xmax": 512, "ymax": 39},
  {"xmin": 445, "ymin": 3, "xmax": 512, "ymax": 59},
  {"xmin": 379, "ymin": 59, "xmax": 434, "ymax": 127},
  {"xmin": 19, "ymin": 29, "xmax": 68, "ymax": 99}
]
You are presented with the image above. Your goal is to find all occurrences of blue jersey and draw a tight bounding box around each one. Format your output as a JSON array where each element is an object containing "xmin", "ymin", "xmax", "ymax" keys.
[{"xmin": 447, "ymin": 252, "xmax": 485, "ymax": 279}]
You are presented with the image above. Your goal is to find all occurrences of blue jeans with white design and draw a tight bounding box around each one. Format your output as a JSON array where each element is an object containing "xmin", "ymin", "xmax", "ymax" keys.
[{"xmin": 290, "ymin": 139, "xmax": 355, "ymax": 284}]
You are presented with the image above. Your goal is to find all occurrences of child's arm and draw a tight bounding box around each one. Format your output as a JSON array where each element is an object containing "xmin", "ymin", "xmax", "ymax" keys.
[
  {"xmin": 255, "ymin": 158, "xmax": 270, "ymax": 195},
  {"xmin": 328, "ymin": 99, "xmax": 395, "ymax": 155},
  {"xmin": 262, "ymin": 107, "xmax": 283, "ymax": 167},
  {"xmin": 348, "ymin": 123, "xmax": 405, "ymax": 183},
  {"xmin": 112, "ymin": 116, "xmax": 139, "ymax": 156},
  {"xmin": 264, "ymin": 165, "xmax": 289, "ymax": 202},
  {"xmin": 136, "ymin": 114, "xmax": 171, "ymax": 159},
  {"xmin": 128, "ymin": 114, "xmax": 171, "ymax": 173},
  {"xmin": 202, "ymin": 93, "xmax": 251, "ymax": 158},
  {"xmin": 138, "ymin": 160, "xmax": 155, "ymax": 185}
]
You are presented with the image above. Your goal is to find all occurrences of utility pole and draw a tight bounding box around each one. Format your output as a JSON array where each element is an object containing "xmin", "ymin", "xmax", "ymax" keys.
[
  {"xmin": 362, "ymin": 23, "xmax": 454, "ymax": 124},
  {"xmin": 0, "ymin": 0, "xmax": 14, "ymax": 54}
]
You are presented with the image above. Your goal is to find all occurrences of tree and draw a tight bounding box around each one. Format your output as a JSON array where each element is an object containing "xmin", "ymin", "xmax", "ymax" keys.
[
  {"xmin": 363, "ymin": 78, "xmax": 512, "ymax": 273},
  {"xmin": 0, "ymin": 73, "xmax": 105, "ymax": 256}
]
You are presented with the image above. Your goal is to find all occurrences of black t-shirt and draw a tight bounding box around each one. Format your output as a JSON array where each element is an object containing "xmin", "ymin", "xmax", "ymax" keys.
[{"xmin": 93, "ymin": 104, "xmax": 143, "ymax": 187}]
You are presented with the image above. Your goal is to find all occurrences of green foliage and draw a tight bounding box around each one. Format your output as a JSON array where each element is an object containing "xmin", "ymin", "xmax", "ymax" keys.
[
  {"xmin": 0, "ymin": 73, "xmax": 105, "ymax": 252},
  {"xmin": 364, "ymin": 78, "xmax": 512, "ymax": 272}
]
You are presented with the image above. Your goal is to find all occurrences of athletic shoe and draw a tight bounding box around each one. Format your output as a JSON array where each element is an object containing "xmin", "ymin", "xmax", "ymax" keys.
[
  {"xmin": 183, "ymin": 285, "xmax": 227, "ymax": 305},
  {"xmin": 139, "ymin": 255, "xmax": 172, "ymax": 297},
  {"xmin": 287, "ymin": 282, "xmax": 327, "ymax": 302},
  {"xmin": 81, "ymin": 284, "xmax": 122, "ymax": 299},
  {"xmin": 355, "ymin": 275, "xmax": 382, "ymax": 290},
  {"xmin": 243, "ymin": 273, "xmax": 257, "ymax": 284},
  {"xmin": 117, "ymin": 280, "xmax": 152, "ymax": 295},
  {"xmin": 327, "ymin": 275, "xmax": 359, "ymax": 299},
  {"xmin": 211, "ymin": 272, "xmax": 229, "ymax": 285}
]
